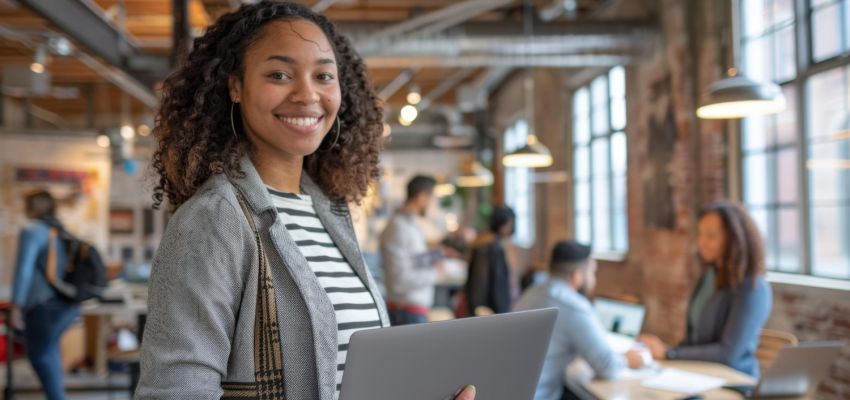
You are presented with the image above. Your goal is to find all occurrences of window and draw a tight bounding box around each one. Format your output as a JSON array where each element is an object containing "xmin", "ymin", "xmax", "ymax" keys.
[
  {"xmin": 739, "ymin": 0, "xmax": 850, "ymax": 279},
  {"xmin": 572, "ymin": 66, "xmax": 628, "ymax": 254},
  {"xmin": 504, "ymin": 119, "xmax": 535, "ymax": 248}
]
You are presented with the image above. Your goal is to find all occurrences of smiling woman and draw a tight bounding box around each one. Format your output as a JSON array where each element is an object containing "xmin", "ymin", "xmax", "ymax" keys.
[{"xmin": 136, "ymin": 2, "xmax": 475, "ymax": 400}]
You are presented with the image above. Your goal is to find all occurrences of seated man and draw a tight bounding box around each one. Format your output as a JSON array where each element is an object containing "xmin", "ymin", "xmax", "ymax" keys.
[{"xmin": 514, "ymin": 241, "xmax": 647, "ymax": 400}]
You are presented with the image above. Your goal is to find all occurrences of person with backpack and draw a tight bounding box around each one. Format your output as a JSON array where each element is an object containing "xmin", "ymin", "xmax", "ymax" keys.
[{"xmin": 11, "ymin": 190, "xmax": 81, "ymax": 400}]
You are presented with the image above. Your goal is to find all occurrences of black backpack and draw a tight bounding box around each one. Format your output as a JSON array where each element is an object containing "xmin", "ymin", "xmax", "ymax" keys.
[{"xmin": 43, "ymin": 224, "xmax": 107, "ymax": 303}]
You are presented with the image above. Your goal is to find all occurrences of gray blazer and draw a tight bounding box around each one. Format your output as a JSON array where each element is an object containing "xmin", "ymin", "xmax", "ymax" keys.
[
  {"xmin": 136, "ymin": 157, "xmax": 390, "ymax": 400},
  {"xmin": 667, "ymin": 273, "xmax": 772, "ymax": 378}
]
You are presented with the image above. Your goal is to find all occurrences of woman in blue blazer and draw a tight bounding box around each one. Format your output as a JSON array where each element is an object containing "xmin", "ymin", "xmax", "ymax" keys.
[{"xmin": 640, "ymin": 201, "xmax": 772, "ymax": 378}]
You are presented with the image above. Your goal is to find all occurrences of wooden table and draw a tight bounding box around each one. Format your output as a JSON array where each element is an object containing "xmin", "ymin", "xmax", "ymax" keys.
[
  {"xmin": 573, "ymin": 360, "xmax": 806, "ymax": 400},
  {"xmin": 82, "ymin": 301, "xmax": 147, "ymax": 376}
]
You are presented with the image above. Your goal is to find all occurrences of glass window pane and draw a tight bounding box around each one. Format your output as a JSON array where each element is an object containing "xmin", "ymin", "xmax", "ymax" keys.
[
  {"xmin": 743, "ymin": 115, "xmax": 770, "ymax": 151},
  {"xmin": 591, "ymin": 75, "xmax": 608, "ymax": 107},
  {"xmin": 774, "ymin": 26, "xmax": 796, "ymax": 82},
  {"xmin": 744, "ymin": 36, "xmax": 770, "ymax": 82},
  {"xmin": 744, "ymin": 152, "xmax": 770, "ymax": 206},
  {"xmin": 810, "ymin": 205, "xmax": 850, "ymax": 278},
  {"xmin": 812, "ymin": 4, "xmax": 843, "ymax": 62},
  {"xmin": 775, "ymin": 207, "xmax": 801, "ymax": 273},
  {"xmin": 575, "ymin": 180, "xmax": 590, "ymax": 213},
  {"xmin": 613, "ymin": 175, "xmax": 627, "ymax": 213},
  {"xmin": 575, "ymin": 213, "xmax": 591, "ymax": 244},
  {"xmin": 573, "ymin": 87, "xmax": 590, "ymax": 116},
  {"xmin": 574, "ymin": 115, "xmax": 590, "ymax": 144},
  {"xmin": 592, "ymin": 107, "xmax": 609, "ymax": 136},
  {"xmin": 613, "ymin": 211, "xmax": 628, "ymax": 253},
  {"xmin": 574, "ymin": 145, "xmax": 590, "ymax": 179},
  {"xmin": 772, "ymin": 0, "xmax": 794, "ymax": 26},
  {"xmin": 592, "ymin": 138, "xmax": 609, "ymax": 179},
  {"xmin": 611, "ymin": 132, "xmax": 627, "ymax": 175},
  {"xmin": 776, "ymin": 147, "xmax": 798, "ymax": 204},
  {"xmin": 807, "ymin": 140, "xmax": 850, "ymax": 204},
  {"xmin": 748, "ymin": 207, "xmax": 772, "ymax": 268},
  {"xmin": 611, "ymin": 98, "xmax": 627, "ymax": 131},
  {"xmin": 609, "ymin": 66, "xmax": 626, "ymax": 99},
  {"xmin": 743, "ymin": 0, "xmax": 769, "ymax": 38},
  {"xmin": 592, "ymin": 175, "xmax": 611, "ymax": 252},
  {"xmin": 806, "ymin": 66, "xmax": 847, "ymax": 141},
  {"xmin": 775, "ymin": 85, "xmax": 797, "ymax": 145}
]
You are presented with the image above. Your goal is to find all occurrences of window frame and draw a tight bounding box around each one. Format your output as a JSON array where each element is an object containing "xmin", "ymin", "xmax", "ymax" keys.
[
  {"xmin": 570, "ymin": 66, "xmax": 629, "ymax": 257},
  {"xmin": 736, "ymin": 0, "xmax": 850, "ymax": 280}
]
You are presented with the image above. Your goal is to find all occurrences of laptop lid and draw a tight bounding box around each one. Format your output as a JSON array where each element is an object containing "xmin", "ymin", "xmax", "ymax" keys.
[
  {"xmin": 339, "ymin": 308, "xmax": 558, "ymax": 400},
  {"xmin": 754, "ymin": 340, "xmax": 845, "ymax": 398},
  {"xmin": 593, "ymin": 297, "xmax": 646, "ymax": 337}
]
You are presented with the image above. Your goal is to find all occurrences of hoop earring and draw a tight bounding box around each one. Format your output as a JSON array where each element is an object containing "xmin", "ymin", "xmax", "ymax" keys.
[
  {"xmin": 319, "ymin": 117, "xmax": 341, "ymax": 152},
  {"xmin": 230, "ymin": 102, "xmax": 239, "ymax": 139}
]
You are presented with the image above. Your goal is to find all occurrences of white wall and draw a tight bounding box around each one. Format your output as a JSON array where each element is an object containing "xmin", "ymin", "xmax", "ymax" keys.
[{"xmin": 0, "ymin": 132, "xmax": 111, "ymax": 300}]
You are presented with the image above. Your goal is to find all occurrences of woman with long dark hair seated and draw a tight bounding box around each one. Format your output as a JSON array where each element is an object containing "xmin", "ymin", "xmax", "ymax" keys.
[{"xmin": 639, "ymin": 200, "xmax": 772, "ymax": 378}]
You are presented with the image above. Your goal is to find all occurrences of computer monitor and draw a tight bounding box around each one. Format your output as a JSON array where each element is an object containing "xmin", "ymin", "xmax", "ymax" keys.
[{"xmin": 593, "ymin": 297, "xmax": 646, "ymax": 337}]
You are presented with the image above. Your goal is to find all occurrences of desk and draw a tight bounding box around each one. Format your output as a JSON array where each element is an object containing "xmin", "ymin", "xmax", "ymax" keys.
[
  {"xmin": 82, "ymin": 301, "xmax": 147, "ymax": 376},
  {"xmin": 574, "ymin": 360, "xmax": 806, "ymax": 400}
]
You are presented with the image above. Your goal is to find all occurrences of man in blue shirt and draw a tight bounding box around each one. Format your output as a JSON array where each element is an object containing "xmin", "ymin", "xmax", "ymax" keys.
[{"xmin": 514, "ymin": 241, "xmax": 648, "ymax": 400}]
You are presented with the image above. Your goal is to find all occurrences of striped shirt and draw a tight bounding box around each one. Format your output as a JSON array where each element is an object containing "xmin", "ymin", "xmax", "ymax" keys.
[{"xmin": 268, "ymin": 187, "xmax": 383, "ymax": 398}]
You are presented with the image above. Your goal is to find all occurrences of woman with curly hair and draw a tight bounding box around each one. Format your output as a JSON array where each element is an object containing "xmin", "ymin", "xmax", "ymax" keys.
[
  {"xmin": 639, "ymin": 200, "xmax": 772, "ymax": 378},
  {"xmin": 135, "ymin": 2, "xmax": 474, "ymax": 399}
]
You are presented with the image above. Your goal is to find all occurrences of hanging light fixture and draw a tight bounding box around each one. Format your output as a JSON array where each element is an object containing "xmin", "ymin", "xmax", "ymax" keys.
[
  {"xmin": 696, "ymin": 68, "xmax": 786, "ymax": 119},
  {"xmin": 456, "ymin": 160, "xmax": 494, "ymax": 187},
  {"xmin": 406, "ymin": 83, "xmax": 422, "ymax": 105},
  {"xmin": 696, "ymin": 3, "xmax": 785, "ymax": 119},
  {"xmin": 502, "ymin": 0, "xmax": 553, "ymax": 168}
]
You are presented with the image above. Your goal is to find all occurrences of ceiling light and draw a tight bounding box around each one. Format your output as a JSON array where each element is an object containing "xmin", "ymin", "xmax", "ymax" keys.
[
  {"xmin": 806, "ymin": 159, "xmax": 850, "ymax": 169},
  {"xmin": 406, "ymin": 83, "xmax": 422, "ymax": 105},
  {"xmin": 400, "ymin": 104, "xmax": 418, "ymax": 122},
  {"xmin": 435, "ymin": 183, "xmax": 456, "ymax": 197},
  {"xmin": 120, "ymin": 124, "xmax": 135, "ymax": 139},
  {"xmin": 503, "ymin": 135, "xmax": 553, "ymax": 168},
  {"xmin": 96, "ymin": 134, "xmax": 111, "ymax": 148},
  {"xmin": 398, "ymin": 115, "xmax": 412, "ymax": 126},
  {"xmin": 456, "ymin": 161, "xmax": 493, "ymax": 187},
  {"xmin": 696, "ymin": 73, "xmax": 786, "ymax": 119},
  {"xmin": 137, "ymin": 124, "xmax": 151, "ymax": 137}
]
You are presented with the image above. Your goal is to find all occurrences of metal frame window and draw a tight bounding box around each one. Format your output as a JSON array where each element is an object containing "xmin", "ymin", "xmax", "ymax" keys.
[
  {"xmin": 572, "ymin": 66, "xmax": 628, "ymax": 254},
  {"xmin": 738, "ymin": 0, "xmax": 850, "ymax": 279},
  {"xmin": 504, "ymin": 118, "xmax": 535, "ymax": 248}
]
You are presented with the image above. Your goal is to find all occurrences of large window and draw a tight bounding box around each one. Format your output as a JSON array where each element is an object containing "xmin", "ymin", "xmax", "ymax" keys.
[
  {"xmin": 504, "ymin": 119, "xmax": 535, "ymax": 248},
  {"xmin": 572, "ymin": 66, "xmax": 628, "ymax": 255},
  {"xmin": 739, "ymin": 0, "xmax": 850, "ymax": 279}
]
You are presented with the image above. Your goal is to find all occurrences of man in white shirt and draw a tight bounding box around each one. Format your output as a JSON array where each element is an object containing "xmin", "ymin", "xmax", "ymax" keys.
[{"xmin": 380, "ymin": 175, "xmax": 439, "ymax": 325}]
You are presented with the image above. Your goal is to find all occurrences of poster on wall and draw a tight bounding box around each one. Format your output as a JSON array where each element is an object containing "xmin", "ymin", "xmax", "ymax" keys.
[{"xmin": 109, "ymin": 209, "xmax": 135, "ymax": 234}]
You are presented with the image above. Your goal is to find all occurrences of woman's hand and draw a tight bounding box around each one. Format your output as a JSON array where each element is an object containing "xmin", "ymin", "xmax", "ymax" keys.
[
  {"xmin": 637, "ymin": 334, "xmax": 667, "ymax": 360},
  {"xmin": 454, "ymin": 384, "xmax": 476, "ymax": 400}
]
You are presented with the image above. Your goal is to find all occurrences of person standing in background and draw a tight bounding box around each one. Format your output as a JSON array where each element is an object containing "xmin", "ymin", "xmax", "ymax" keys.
[
  {"xmin": 464, "ymin": 206, "xmax": 516, "ymax": 315},
  {"xmin": 380, "ymin": 175, "xmax": 440, "ymax": 325},
  {"xmin": 12, "ymin": 190, "xmax": 80, "ymax": 400}
]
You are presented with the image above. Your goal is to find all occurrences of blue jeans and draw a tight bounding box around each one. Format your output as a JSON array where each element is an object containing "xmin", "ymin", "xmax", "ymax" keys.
[
  {"xmin": 23, "ymin": 299, "xmax": 80, "ymax": 400},
  {"xmin": 388, "ymin": 309, "xmax": 427, "ymax": 326}
]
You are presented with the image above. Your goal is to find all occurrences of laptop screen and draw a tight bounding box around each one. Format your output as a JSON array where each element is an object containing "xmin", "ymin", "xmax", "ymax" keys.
[{"xmin": 593, "ymin": 297, "xmax": 646, "ymax": 337}]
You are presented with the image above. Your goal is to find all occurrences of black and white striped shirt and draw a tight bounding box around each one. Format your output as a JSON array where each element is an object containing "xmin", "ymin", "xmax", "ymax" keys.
[{"xmin": 268, "ymin": 187, "xmax": 383, "ymax": 398}]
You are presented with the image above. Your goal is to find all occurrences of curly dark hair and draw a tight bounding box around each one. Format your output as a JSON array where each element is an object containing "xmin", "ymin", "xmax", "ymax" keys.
[
  {"xmin": 698, "ymin": 200, "xmax": 766, "ymax": 290},
  {"xmin": 151, "ymin": 1, "xmax": 383, "ymax": 210}
]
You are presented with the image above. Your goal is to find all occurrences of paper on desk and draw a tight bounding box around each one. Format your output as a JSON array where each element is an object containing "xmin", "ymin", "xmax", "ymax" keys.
[{"xmin": 640, "ymin": 368, "xmax": 725, "ymax": 394}]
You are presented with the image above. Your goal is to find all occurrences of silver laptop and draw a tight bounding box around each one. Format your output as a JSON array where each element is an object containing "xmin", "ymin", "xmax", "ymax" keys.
[
  {"xmin": 339, "ymin": 308, "xmax": 558, "ymax": 400},
  {"xmin": 724, "ymin": 341, "xmax": 844, "ymax": 398},
  {"xmin": 593, "ymin": 297, "xmax": 646, "ymax": 337}
]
